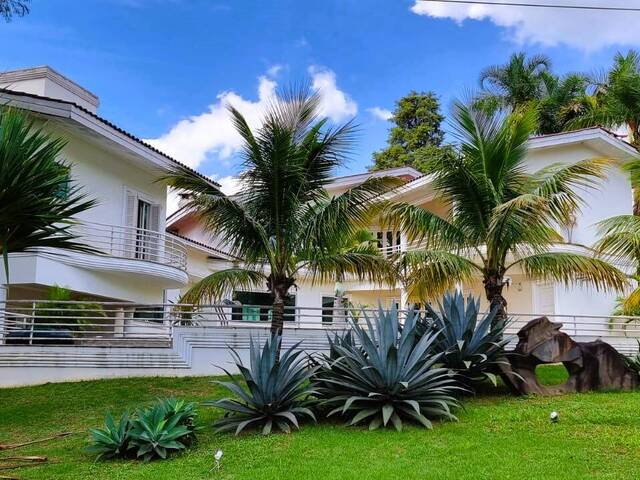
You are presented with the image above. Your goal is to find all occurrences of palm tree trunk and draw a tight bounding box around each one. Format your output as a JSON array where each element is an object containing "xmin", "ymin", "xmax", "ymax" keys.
[
  {"xmin": 267, "ymin": 275, "xmax": 295, "ymax": 338},
  {"xmin": 483, "ymin": 273, "xmax": 508, "ymax": 329}
]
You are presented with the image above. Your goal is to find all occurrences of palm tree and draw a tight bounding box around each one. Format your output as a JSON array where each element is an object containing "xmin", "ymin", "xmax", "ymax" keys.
[
  {"xmin": 538, "ymin": 73, "xmax": 589, "ymax": 135},
  {"xmin": 594, "ymin": 216, "xmax": 640, "ymax": 314},
  {"xmin": 569, "ymin": 50, "xmax": 640, "ymax": 146},
  {"xmin": 162, "ymin": 88, "xmax": 397, "ymax": 337},
  {"xmin": 385, "ymin": 102, "xmax": 627, "ymax": 323},
  {"xmin": 0, "ymin": 108, "xmax": 97, "ymax": 285},
  {"xmin": 476, "ymin": 52, "xmax": 552, "ymax": 114},
  {"xmin": 0, "ymin": 0, "xmax": 29, "ymax": 21}
]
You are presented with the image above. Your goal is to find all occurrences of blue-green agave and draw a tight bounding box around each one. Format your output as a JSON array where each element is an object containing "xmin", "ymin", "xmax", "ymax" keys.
[
  {"xmin": 315, "ymin": 305, "xmax": 462, "ymax": 431},
  {"xmin": 427, "ymin": 291, "xmax": 511, "ymax": 385},
  {"xmin": 209, "ymin": 334, "xmax": 317, "ymax": 435}
]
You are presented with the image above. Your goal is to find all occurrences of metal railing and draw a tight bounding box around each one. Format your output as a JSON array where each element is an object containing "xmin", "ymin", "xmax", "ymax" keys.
[
  {"xmin": 1, "ymin": 300, "xmax": 640, "ymax": 353},
  {"xmin": 72, "ymin": 221, "xmax": 187, "ymax": 270}
]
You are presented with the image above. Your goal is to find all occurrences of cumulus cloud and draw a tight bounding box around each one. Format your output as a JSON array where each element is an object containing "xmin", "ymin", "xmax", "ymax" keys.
[
  {"xmin": 367, "ymin": 106, "xmax": 393, "ymax": 121},
  {"xmin": 147, "ymin": 66, "xmax": 357, "ymax": 170},
  {"xmin": 308, "ymin": 66, "xmax": 358, "ymax": 122},
  {"xmin": 410, "ymin": 0, "xmax": 640, "ymax": 51}
]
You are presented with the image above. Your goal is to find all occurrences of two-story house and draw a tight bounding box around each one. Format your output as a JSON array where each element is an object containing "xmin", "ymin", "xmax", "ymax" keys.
[
  {"xmin": 167, "ymin": 130, "xmax": 638, "ymax": 329},
  {"xmin": 0, "ymin": 66, "xmax": 213, "ymax": 305}
]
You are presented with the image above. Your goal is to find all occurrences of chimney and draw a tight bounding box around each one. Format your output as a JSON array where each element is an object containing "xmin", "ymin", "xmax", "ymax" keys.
[{"xmin": 0, "ymin": 66, "xmax": 100, "ymax": 113}]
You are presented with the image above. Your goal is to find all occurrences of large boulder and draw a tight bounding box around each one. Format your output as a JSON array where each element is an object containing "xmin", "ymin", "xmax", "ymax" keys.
[{"xmin": 502, "ymin": 316, "xmax": 639, "ymax": 395}]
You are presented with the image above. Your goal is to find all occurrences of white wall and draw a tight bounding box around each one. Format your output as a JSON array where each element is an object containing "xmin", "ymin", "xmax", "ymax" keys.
[
  {"xmin": 50, "ymin": 123, "xmax": 168, "ymax": 228},
  {"xmin": 525, "ymin": 144, "xmax": 633, "ymax": 318}
]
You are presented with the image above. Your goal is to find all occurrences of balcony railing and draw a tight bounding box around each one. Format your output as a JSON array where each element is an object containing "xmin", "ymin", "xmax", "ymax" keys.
[{"xmin": 73, "ymin": 221, "xmax": 187, "ymax": 270}]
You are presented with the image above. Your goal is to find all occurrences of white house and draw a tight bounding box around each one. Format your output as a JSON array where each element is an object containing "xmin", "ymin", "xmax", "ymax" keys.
[
  {"xmin": 167, "ymin": 131, "xmax": 639, "ymax": 326},
  {"xmin": 0, "ymin": 66, "xmax": 214, "ymax": 304}
]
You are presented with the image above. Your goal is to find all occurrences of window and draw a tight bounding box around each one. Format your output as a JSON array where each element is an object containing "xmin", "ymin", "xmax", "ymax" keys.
[
  {"xmin": 231, "ymin": 291, "xmax": 296, "ymax": 322},
  {"xmin": 322, "ymin": 296, "xmax": 334, "ymax": 324},
  {"xmin": 124, "ymin": 189, "xmax": 161, "ymax": 260},
  {"xmin": 373, "ymin": 229, "xmax": 401, "ymax": 257},
  {"xmin": 54, "ymin": 163, "xmax": 71, "ymax": 200}
]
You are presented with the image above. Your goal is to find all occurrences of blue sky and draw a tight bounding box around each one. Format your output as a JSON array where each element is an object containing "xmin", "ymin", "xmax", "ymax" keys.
[{"xmin": 1, "ymin": 0, "xmax": 638, "ymax": 192}]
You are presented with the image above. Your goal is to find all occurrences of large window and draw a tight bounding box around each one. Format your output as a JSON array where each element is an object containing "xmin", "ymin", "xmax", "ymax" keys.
[{"xmin": 231, "ymin": 291, "xmax": 296, "ymax": 322}]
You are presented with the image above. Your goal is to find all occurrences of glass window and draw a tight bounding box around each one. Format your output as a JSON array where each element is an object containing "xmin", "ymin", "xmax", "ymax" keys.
[
  {"xmin": 231, "ymin": 291, "xmax": 296, "ymax": 322},
  {"xmin": 322, "ymin": 296, "xmax": 334, "ymax": 324}
]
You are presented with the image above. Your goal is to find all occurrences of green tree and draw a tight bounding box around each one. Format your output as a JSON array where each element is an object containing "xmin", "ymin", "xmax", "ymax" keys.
[
  {"xmin": 386, "ymin": 102, "xmax": 626, "ymax": 323},
  {"xmin": 476, "ymin": 52, "xmax": 552, "ymax": 113},
  {"xmin": 0, "ymin": 108, "xmax": 97, "ymax": 284},
  {"xmin": 538, "ymin": 73, "xmax": 589, "ymax": 134},
  {"xmin": 0, "ymin": 0, "xmax": 29, "ymax": 21},
  {"xmin": 163, "ymin": 88, "xmax": 396, "ymax": 338},
  {"xmin": 569, "ymin": 50, "xmax": 640, "ymax": 146},
  {"xmin": 370, "ymin": 91, "xmax": 454, "ymax": 173}
]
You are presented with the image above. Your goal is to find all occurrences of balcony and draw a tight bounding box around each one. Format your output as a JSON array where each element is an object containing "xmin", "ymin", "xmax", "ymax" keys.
[{"xmin": 73, "ymin": 221, "xmax": 188, "ymax": 271}]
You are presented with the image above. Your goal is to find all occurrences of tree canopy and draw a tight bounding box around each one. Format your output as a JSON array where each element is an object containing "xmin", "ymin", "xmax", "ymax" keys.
[{"xmin": 370, "ymin": 91, "xmax": 455, "ymax": 173}]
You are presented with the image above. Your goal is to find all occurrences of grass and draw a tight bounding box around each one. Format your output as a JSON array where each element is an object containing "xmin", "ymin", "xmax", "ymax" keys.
[{"xmin": 1, "ymin": 366, "xmax": 639, "ymax": 479}]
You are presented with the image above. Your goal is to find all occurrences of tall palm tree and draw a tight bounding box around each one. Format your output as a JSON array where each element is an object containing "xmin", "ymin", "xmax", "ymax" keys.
[
  {"xmin": 476, "ymin": 52, "xmax": 552, "ymax": 114},
  {"xmin": 385, "ymin": 102, "xmax": 627, "ymax": 323},
  {"xmin": 162, "ymin": 88, "xmax": 397, "ymax": 336},
  {"xmin": 569, "ymin": 50, "xmax": 640, "ymax": 146},
  {"xmin": 0, "ymin": 108, "xmax": 97, "ymax": 284}
]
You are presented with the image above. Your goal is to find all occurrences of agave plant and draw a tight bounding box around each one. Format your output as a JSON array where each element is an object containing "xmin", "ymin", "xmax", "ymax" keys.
[
  {"xmin": 157, "ymin": 397, "xmax": 198, "ymax": 432},
  {"xmin": 209, "ymin": 334, "xmax": 317, "ymax": 435},
  {"xmin": 128, "ymin": 403, "xmax": 193, "ymax": 461},
  {"xmin": 86, "ymin": 412, "xmax": 131, "ymax": 460},
  {"xmin": 315, "ymin": 305, "xmax": 461, "ymax": 431},
  {"xmin": 426, "ymin": 291, "xmax": 511, "ymax": 386}
]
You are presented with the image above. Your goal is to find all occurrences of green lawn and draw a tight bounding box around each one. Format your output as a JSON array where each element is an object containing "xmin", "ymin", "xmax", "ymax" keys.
[{"xmin": 1, "ymin": 366, "xmax": 638, "ymax": 479}]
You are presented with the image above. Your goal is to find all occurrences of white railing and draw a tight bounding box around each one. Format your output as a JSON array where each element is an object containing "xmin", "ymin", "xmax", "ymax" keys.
[
  {"xmin": 73, "ymin": 221, "xmax": 187, "ymax": 270},
  {"xmin": 2, "ymin": 300, "xmax": 640, "ymax": 353}
]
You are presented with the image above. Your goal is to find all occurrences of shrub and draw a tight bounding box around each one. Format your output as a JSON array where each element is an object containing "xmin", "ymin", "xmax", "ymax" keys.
[
  {"xmin": 87, "ymin": 398, "xmax": 197, "ymax": 461},
  {"xmin": 209, "ymin": 334, "xmax": 317, "ymax": 435},
  {"xmin": 314, "ymin": 305, "xmax": 461, "ymax": 431},
  {"xmin": 129, "ymin": 403, "xmax": 194, "ymax": 461},
  {"xmin": 426, "ymin": 291, "xmax": 511, "ymax": 386},
  {"xmin": 86, "ymin": 412, "xmax": 131, "ymax": 460}
]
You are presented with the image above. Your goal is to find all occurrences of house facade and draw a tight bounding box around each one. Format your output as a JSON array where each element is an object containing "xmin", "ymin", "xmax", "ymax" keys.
[
  {"xmin": 167, "ymin": 130, "xmax": 638, "ymax": 325},
  {"xmin": 0, "ymin": 66, "xmax": 205, "ymax": 304}
]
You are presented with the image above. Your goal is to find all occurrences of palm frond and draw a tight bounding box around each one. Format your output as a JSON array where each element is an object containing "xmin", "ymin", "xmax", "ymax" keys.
[
  {"xmin": 511, "ymin": 252, "xmax": 627, "ymax": 292},
  {"xmin": 531, "ymin": 157, "xmax": 612, "ymax": 226},
  {"xmin": 180, "ymin": 268, "xmax": 267, "ymax": 304},
  {"xmin": 401, "ymin": 250, "xmax": 481, "ymax": 300},
  {"xmin": 594, "ymin": 215, "xmax": 640, "ymax": 268},
  {"xmin": 300, "ymin": 251, "xmax": 397, "ymax": 286},
  {"xmin": 0, "ymin": 108, "xmax": 98, "ymax": 281}
]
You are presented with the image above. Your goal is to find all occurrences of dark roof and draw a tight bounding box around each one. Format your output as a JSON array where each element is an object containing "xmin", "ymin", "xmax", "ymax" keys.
[{"xmin": 0, "ymin": 88, "xmax": 221, "ymax": 187}]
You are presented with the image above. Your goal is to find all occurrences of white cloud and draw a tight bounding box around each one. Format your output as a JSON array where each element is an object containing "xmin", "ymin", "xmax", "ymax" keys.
[
  {"xmin": 267, "ymin": 64, "xmax": 283, "ymax": 77},
  {"xmin": 147, "ymin": 66, "xmax": 357, "ymax": 170},
  {"xmin": 367, "ymin": 106, "xmax": 393, "ymax": 121},
  {"xmin": 214, "ymin": 175, "xmax": 243, "ymax": 196},
  {"xmin": 308, "ymin": 66, "xmax": 358, "ymax": 122},
  {"xmin": 410, "ymin": 0, "xmax": 640, "ymax": 51}
]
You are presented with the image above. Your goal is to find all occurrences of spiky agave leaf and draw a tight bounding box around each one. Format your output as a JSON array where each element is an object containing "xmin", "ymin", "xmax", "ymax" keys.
[
  {"xmin": 314, "ymin": 305, "xmax": 462, "ymax": 431},
  {"xmin": 209, "ymin": 334, "xmax": 317, "ymax": 435},
  {"xmin": 85, "ymin": 412, "xmax": 132, "ymax": 460},
  {"xmin": 426, "ymin": 291, "xmax": 511, "ymax": 386},
  {"xmin": 128, "ymin": 403, "xmax": 193, "ymax": 461}
]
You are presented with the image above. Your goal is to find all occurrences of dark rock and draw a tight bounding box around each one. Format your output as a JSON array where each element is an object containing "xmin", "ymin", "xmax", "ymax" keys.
[{"xmin": 502, "ymin": 316, "xmax": 639, "ymax": 395}]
